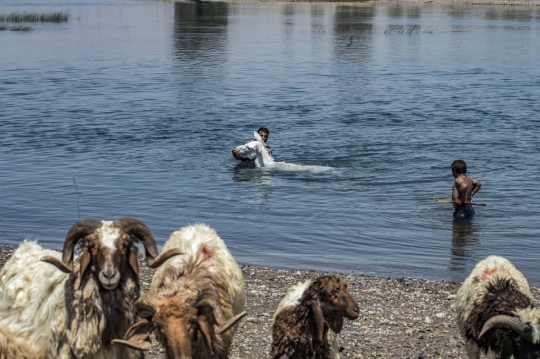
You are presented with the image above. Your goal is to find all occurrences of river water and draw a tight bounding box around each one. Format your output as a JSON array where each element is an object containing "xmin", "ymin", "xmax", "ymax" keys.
[{"xmin": 1, "ymin": 0, "xmax": 540, "ymax": 284}]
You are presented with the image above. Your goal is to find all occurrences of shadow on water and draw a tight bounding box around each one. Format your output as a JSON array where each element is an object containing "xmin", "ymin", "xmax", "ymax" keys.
[
  {"xmin": 448, "ymin": 218, "xmax": 481, "ymax": 274},
  {"xmin": 232, "ymin": 163, "xmax": 271, "ymax": 184}
]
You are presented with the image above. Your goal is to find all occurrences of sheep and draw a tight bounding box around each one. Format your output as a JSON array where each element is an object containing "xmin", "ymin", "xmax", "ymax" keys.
[
  {"xmin": 113, "ymin": 223, "xmax": 247, "ymax": 359},
  {"xmin": 455, "ymin": 255, "xmax": 540, "ymax": 359},
  {"xmin": 270, "ymin": 275, "xmax": 359, "ymax": 359},
  {"xmin": 0, "ymin": 218, "xmax": 181, "ymax": 359}
]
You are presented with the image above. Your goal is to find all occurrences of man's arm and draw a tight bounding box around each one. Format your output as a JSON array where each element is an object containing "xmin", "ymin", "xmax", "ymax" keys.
[
  {"xmin": 232, "ymin": 141, "xmax": 257, "ymax": 161},
  {"xmin": 232, "ymin": 148, "xmax": 243, "ymax": 160},
  {"xmin": 471, "ymin": 178, "xmax": 482, "ymax": 197}
]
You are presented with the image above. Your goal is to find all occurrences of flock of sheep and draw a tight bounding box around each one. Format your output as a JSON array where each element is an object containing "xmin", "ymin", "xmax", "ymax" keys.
[{"xmin": 0, "ymin": 218, "xmax": 539, "ymax": 359}]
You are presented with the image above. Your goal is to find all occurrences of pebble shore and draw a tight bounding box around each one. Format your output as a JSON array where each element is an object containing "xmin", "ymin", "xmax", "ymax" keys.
[{"xmin": 2, "ymin": 245, "xmax": 540, "ymax": 359}]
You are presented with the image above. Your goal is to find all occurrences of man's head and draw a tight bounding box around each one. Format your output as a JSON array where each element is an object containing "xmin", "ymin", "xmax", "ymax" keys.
[
  {"xmin": 451, "ymin": 160, "xmax": 467, "ymax": 175},
  {"xmin": 257, "ymin": 127, "xmax": 269, "ymax": 142}
]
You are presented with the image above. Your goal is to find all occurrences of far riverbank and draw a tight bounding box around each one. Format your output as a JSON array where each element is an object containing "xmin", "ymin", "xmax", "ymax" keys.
[{"xmin": 155, "ymin": 0, "xmax": 540, "ymax": 7}]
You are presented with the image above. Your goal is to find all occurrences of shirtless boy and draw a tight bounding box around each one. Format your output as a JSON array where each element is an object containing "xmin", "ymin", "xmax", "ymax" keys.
[{"xmin": 451, "ymin": 160, "xmax": 482, "ymax": 219}]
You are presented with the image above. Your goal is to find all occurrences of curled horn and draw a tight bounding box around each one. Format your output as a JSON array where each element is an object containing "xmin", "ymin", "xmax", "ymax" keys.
[
  {"xmin": 41, "ymin": 219, "xmax": 102, "ymax": 272},
  {"xmin": 135, "ymin": 294, "xmax": 161, "ymax": 319},
  {"xmin": 194, "ymin": 287, "xmax": 226, "ymax": 325},
  {"xmin": 479, "ymin": 315, "xmax": 532, "ymax": 340},
  {"xmin": 216, "ymin": 311, "xmax": 248, "ymax": 335},
  {"xmin": 114, "ymin": 218, "xmax": 182, "ymax": 268}
]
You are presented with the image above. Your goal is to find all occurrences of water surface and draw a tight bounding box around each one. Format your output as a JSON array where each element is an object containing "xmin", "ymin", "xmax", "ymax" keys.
[{"xmin": 1, "ymin": 0, "xmax": 540, "ymax": 284}]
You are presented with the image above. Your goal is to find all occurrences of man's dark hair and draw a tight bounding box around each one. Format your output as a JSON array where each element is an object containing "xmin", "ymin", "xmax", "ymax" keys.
[
  {"xmin": 258, "ymin": 127, "xmax": 269, "ymax": 135},
  {"xmin": 451, "ymin": 160, "xmax": 467, "ymax": 174}
]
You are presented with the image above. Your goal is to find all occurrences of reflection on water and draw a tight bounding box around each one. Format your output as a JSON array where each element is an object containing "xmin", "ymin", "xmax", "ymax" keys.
[
  {"xmin": 232, "ymin": 165, "xmax": 272, "ymax": 206},
  {"xmin": 449, "ymin": 219, "xmax": 480, "ymax": 274},
  {"xmin": 1, "ymin": 0, "xmax": 540, "ymax": 283},
  {"xmin": 232, "ymin": 164, "xmax": 271, "ymax": 184}
]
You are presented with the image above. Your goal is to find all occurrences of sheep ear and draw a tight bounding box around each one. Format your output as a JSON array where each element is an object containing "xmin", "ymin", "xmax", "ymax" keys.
[
  {"xmin": 197, "ymin": 315, "xmax": 215, "ymax": 356},
  {"xmin": 329, "ymin": 315, "xmax": 343, "ymax": 333},
  {"xmin": 216, "ymin": 311, "xmax": 248, "ymax": 335},
  {"xmin": 311, "ymin": 300, "xmax": 325, "ymax": 342},
  {"xmin": 112, "ymin": 319, "xmax": 154, "ymax": 351},
  {"xmin": 41, "ymin": 255, "xmax": 72, "ymax": 273},
  {"xmin": 128, "ymin": 247, "xmax": 139, "ymax": 282},
  {"xmin": 78, "ymin": 248, "xmax": 92, "ymax": 290}
]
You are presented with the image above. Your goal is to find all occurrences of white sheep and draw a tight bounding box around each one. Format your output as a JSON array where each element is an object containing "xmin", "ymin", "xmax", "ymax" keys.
[
  {"xmin": 271, "ymin": 275, "xmax": 359, "ymax": 359},
  {"xmin": 0, "ymin": 218, "xmax": 180, "ymax": 359},
  {"xmin": 455, "ymin": 255, "xmax": 540, "ymax": 359},
  {"xmin": 113, "ymin": 223, "xmax": 247, "ymax": 359}
]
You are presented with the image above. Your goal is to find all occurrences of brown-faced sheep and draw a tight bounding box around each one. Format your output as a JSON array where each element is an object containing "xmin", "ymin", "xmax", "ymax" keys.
[
  {"xmin": 455, "ymin": 255, "xmax": 540, "ymax": 359},
  {"xmin": 113, "ymin": 223, "xmax": 247, "ymax": 359},
  {"xmin": 0, "ymin": 218, "xmax": 181, "ymax": 359},
  {"xmin": 271, "ymin": 275, "xmax": 359, "ymax": 359}
]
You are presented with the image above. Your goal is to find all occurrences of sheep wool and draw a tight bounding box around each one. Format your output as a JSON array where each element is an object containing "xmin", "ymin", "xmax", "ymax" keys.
[
  {"xmin": 114, "ymin": 223, "xmax": 247, "ymax": 359},
  {"xmin": 271, "ymin": 275, "xmax": 359, "ymax": 359},
  {"xmin": 455, "ymin": 255, "xmax": 540, "ymax": 359}
]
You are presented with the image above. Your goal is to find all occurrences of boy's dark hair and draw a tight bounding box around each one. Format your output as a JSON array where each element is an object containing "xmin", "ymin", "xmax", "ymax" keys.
[
  {"xmin": 258, "ymin": 127, "xmax": 269, "ymax": 135},
  {"xmin": 451, "ymin": 160, "xmax": 467, "ymax": 174}
]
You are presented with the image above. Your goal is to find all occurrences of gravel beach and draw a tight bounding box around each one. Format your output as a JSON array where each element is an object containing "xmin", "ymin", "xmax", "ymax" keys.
[{"xmin": 2, "ymin": 244, "xmax": 540, "ymax": 359}]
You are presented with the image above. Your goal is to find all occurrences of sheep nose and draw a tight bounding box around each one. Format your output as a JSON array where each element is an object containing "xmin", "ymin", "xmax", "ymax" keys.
[{"xmin": 102, "ymin": 268, "xmax": 117, "ymax": 279}]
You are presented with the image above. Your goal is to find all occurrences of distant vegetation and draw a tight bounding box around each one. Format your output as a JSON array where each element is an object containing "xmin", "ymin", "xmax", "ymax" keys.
[
  {"xmin": 0, "ymin": 11, "xmax": 69, "ymax": 23},
  {"xmin": 0, "ymin": 11, "xmax": 68, "ymax": 31}
]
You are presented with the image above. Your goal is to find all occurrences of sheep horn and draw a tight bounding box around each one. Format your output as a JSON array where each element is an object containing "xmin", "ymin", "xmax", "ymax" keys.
[
  {"xmin": 146, "ymin": 248, "xmax": 185, "ymax": 269},
  {"xmin": 113, "ymin": 218, "xmax": 161, "ymax": 267},
  {"xmin": 216, "ymin": 311, "xmax": 248, "ymax": 335},
  {"xmin": 112, "ymin": 318, "xmax": 155, "ymax": 351},
  {"xmin": 311, "ymin": 300, "xmax": 325, "ymax": 342},
  {"xmin": 42, "ymin": 219, "xmax": 103, "ymax": 272},
  {"xmin": 479, "ymin": 315, "xmax": 532, "ymax": 340},
  {"xmin": 194, "ymin": 288, "xmax": 226, "ymax": 325},
  {"xmin": 135, "ymin": 295, "xmax": 160, "ymax": 319},
  {"xmin": 197, "ymin": 315, "xmax": 215, "ymax": 356}
]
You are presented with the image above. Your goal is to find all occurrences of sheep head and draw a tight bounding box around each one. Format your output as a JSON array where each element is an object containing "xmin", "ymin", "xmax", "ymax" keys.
[
  {"xmin": 41, "ymin": 218, "xmax": 182, "ymax": 290},
  {"xmin": 113, "ymin": 289, "xmax": 247, "ymax": 359},
  {"xmin": 478, "ymin": 314, "xmax": 540, "ymax": 356},
  {"xmin": 309, "ymin": 275, "xmax": 359, "ymax": 342}
]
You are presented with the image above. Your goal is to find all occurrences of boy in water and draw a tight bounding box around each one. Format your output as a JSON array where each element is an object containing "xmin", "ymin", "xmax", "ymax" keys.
[{"xmin": 451, "ymin": 160, "xmax": 482, "ymax": 219}]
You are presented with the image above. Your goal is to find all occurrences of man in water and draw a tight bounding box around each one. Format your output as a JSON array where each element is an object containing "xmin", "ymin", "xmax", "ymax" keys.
[
  {"xmin": 451, "ymin": 159, "xmax": 482, "ymax": 219},
  {"xmin": 232, "ymin": 127, "xmax": 273, "ymax": 166}
]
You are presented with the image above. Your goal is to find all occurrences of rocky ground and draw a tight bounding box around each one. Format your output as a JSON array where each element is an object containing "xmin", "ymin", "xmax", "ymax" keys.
[{"xmin": 2, "ymin": 245, "xmax": 540, "ymax": 359}]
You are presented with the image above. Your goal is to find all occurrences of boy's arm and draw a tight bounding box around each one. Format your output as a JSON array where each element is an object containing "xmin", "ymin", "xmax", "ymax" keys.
[{"xmin": 471, "ymin": 178, "xmax": 482, "ymax": 197}]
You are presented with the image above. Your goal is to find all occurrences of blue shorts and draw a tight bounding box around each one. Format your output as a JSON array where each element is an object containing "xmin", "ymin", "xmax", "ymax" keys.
[{"xmin": 453, "ymin": 204, "xmax": 475, "ymax": 219}]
